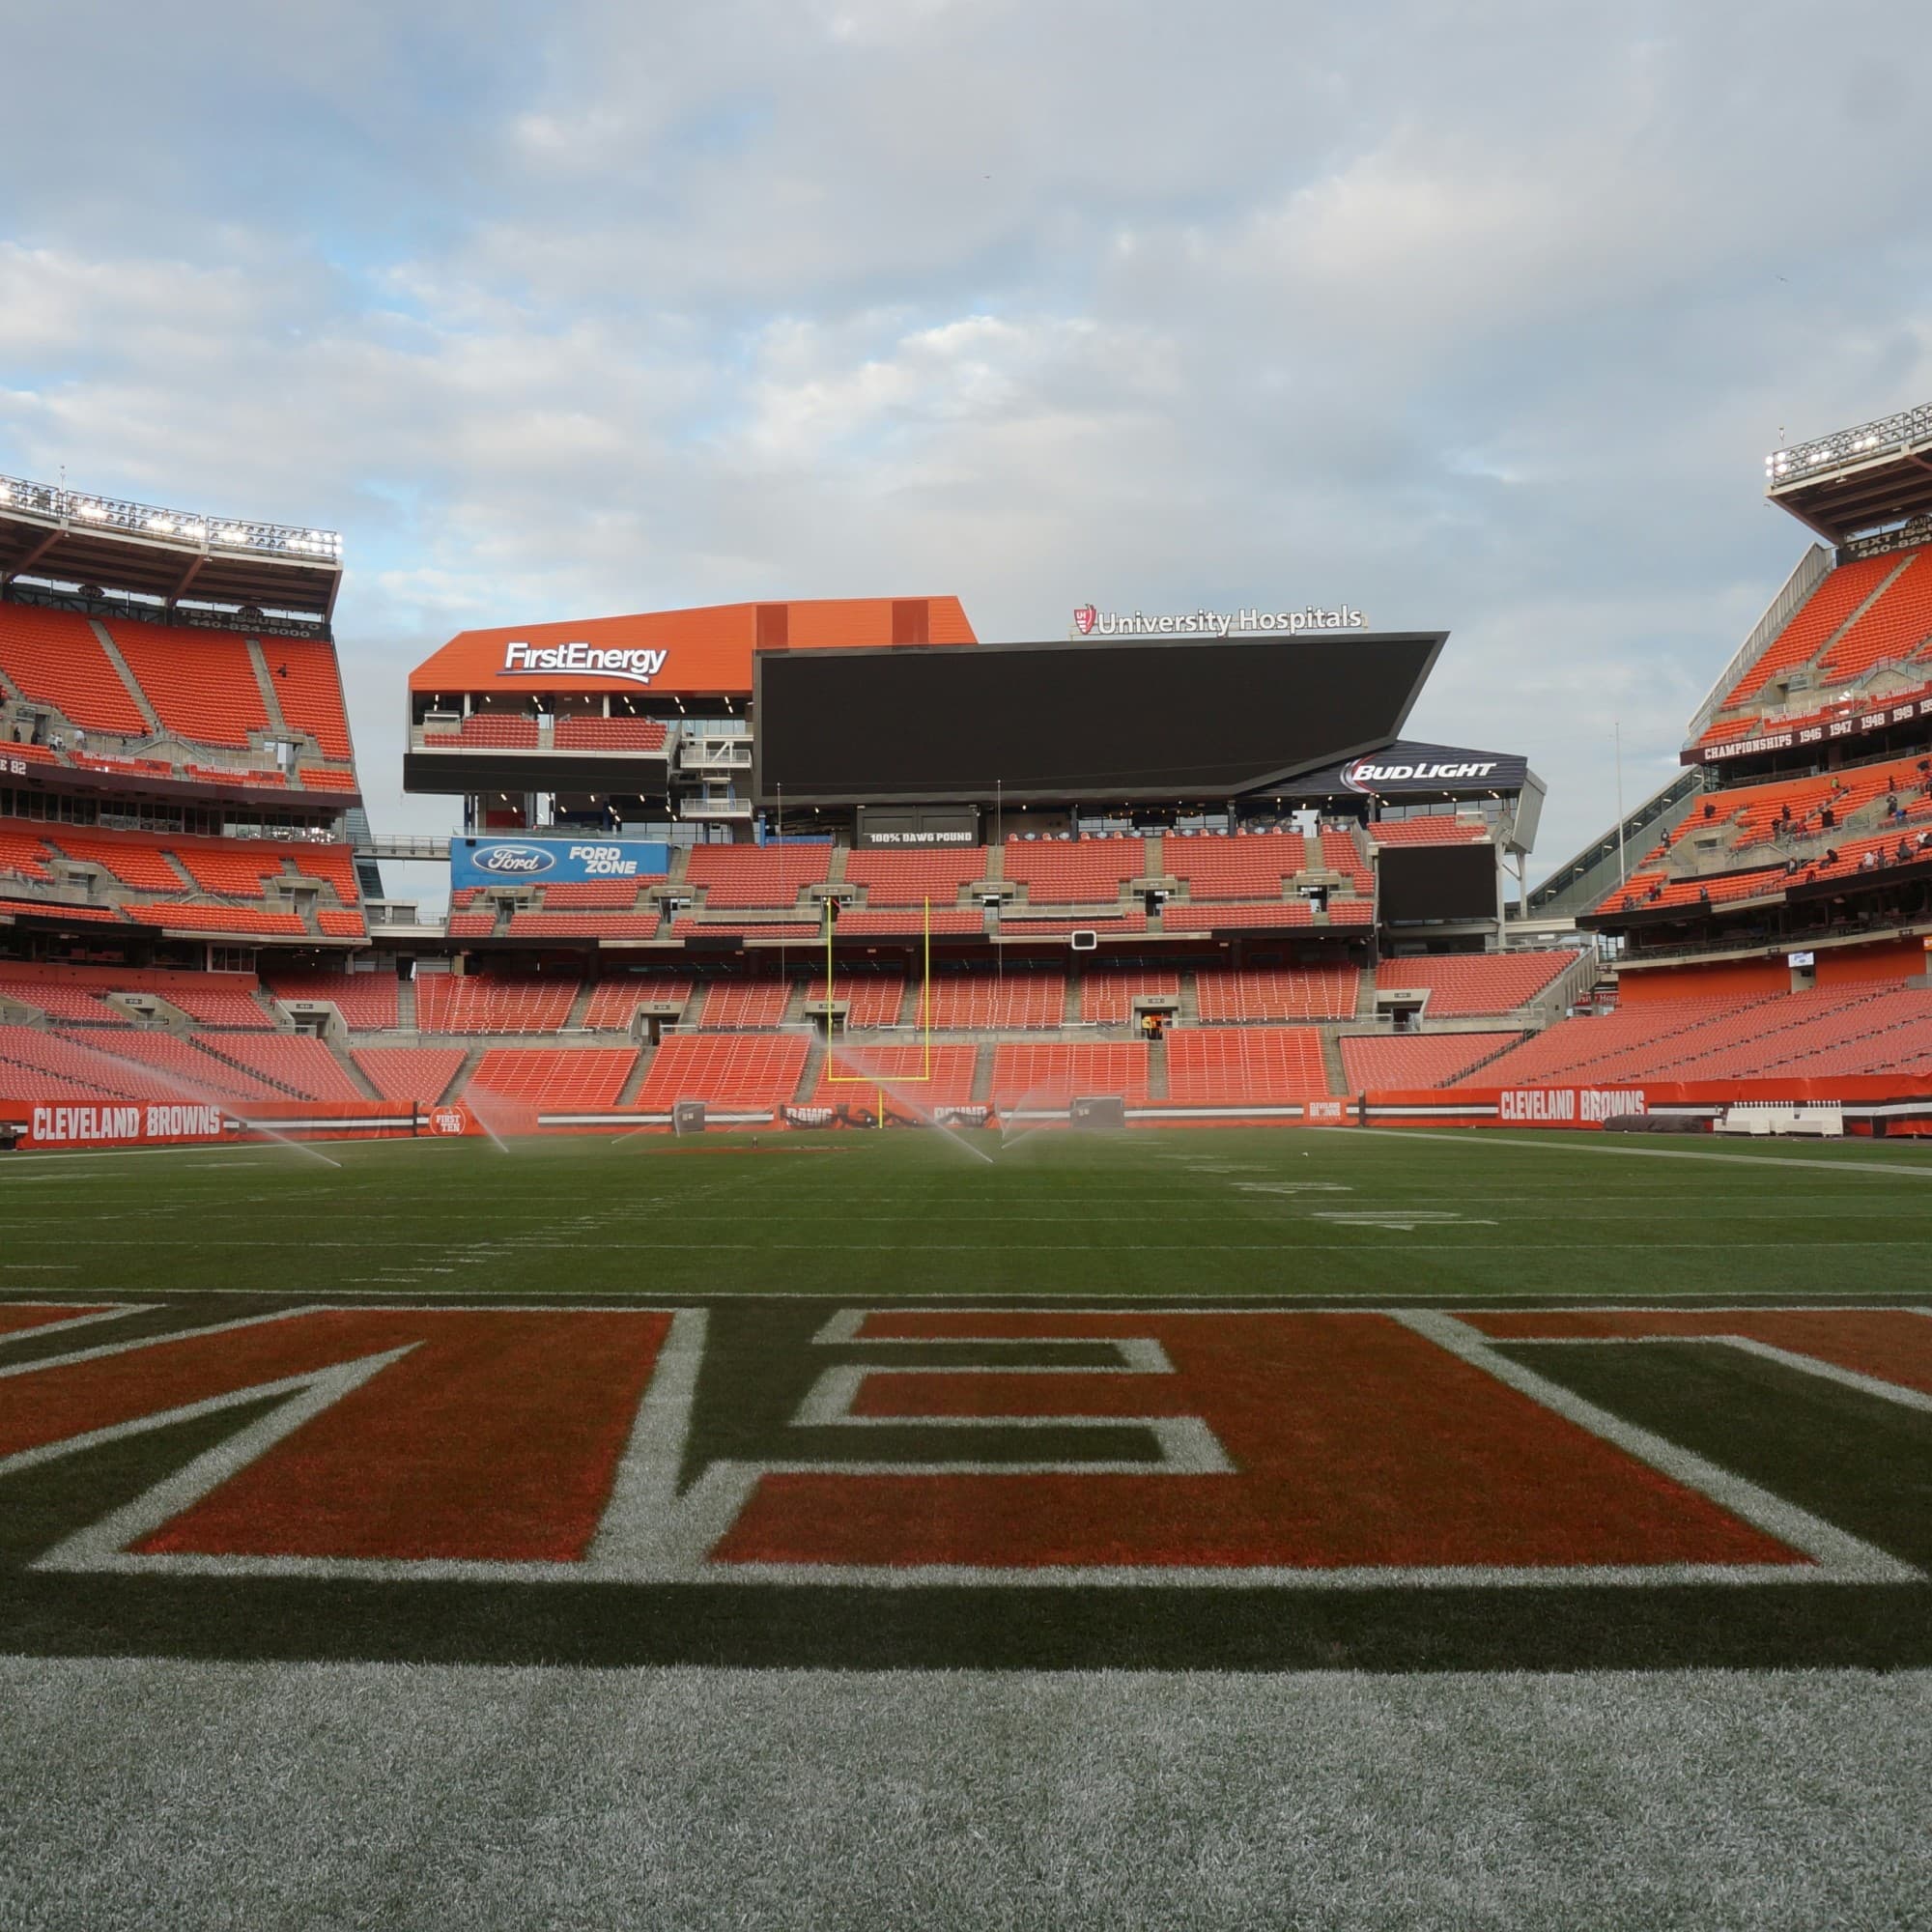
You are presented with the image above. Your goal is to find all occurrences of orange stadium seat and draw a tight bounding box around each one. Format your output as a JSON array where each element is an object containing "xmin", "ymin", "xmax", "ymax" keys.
[
  {"xmin": 413, "ymin": 975, "xmax": 577, "ymax": 1034},
  {"xmin": 552, "ymin": 717, "xmax": 668, "ymax": 751},
  {"xmin": 1316, "ymin": 831, "xmax": 1373, "ymax": 894},
  {"xmin": 0, "ymin": 1026, "xmax": 173, "ymax": 1103},
  {"xmin": 1166, "ymin": 1027, "xmax": 1332, "ymax": 1104},
  {"xmin": 810, "ymin": 973, "xmax": 908, "ymax": 1027},
  {"xmin": 122, "ymin": 904, "xmax": 307, "ymax": 935},
  {"xmin": 351, "ymin": 1045, "xmax": 468, "ymax": 1105},
  {"xmin": 685, "ymin": 844, "xmax": 834, "ymax": 908},
  {"xmin": 1375, "ymin": 952, "xmax": 1574, "ymax": 1015},
  {"xmin": 543, "ymin": 879, "xmax": 657, "ymax": 907},
  {"xmin": 316, "ymin": 908, "xmax": 366, "ymax": 938},
  {"xmin": 1178, "ymin": 901, "xmax": 1318, "ymax": 930},
  {"xmin": 0, "ymin": 897, "xmax": 125, "ymax": 923},
  {"xmin": 1721, "ymin": 554, "xmax": 1897, "ymax": 703},
  {"xmin": 1816, "ymin": 548, "xmax": 1932, "ymax": 679},
  {"xmin": 582, "ymin": 978, "xmax": 693, "ymax": 1029},
  {"xmin": 264, "ymin": 968, "xmax": 400, "ymax": 1030},
  {"xmin": 469, "ymin": 1047, "xmax": 639, "ymax": 1111},
  {"xmin": 297, "ymin": 766, "xmax": 359, "ymax": 791},
  {"xmin": 1194, "ymin": 964, "xmax": 1358, "ymax": 1022},
  {"xmin": 1339, "ymin": 1032, "xmax": 1523, "ymax": 1092},
  {"xmin": 634, "ymin": 1033, "xmax": 810, "ymax": 1112},
  {"xmin": 423, "ymin": 716, "xmax": 539, "ymax": 748},
  {"xmin": 211, "ymin": 1033, "xmax": 365, "ymax": 1101},
  {"xmin": 35, "ymin": 825, "xmax": 184, "ymax": 891},
  {"xmin": 58, "ymin": 1028, "xmax": 283, "ymax": 1103},
  {"xmin": 1366, "ymin": 818, "xmax": 1491, "ymax": 845},
  {"xmin": 813, "ymin": 1040, "xmax": 979, "ymax": 1105},
  {"xmin": 0, "ymin": 825, "xmax": 55, "ymax": 884},
  {"xmin": 506, "ymin": 913, "xmax": 662, "ymax": 938},
  {"xmin": 924, "ymin": 970, "xmax": 1065, "ymax": 1029},
  {"xmin": 830, "ymin": 907, "xmax": 986, "ymax": 937},
  {"xmin": 843, "ymin": 848, "xmax": 986, "ymax": 906},
  {"xmin": 696, "ymin": 980, "xmax": 792, "ymax": 1028},
  {"xmin": 990, "ymin": 1041, "xmax": 1151, "ymax": 1107},
  {"xmin": 0, "ymin": 605, "xmax": 150, "ymax": 735},
  {"xmin": 1001, "ymin": 839, "xmax": 1140, "ymax": 903},
  {"xmin": 1160, "ymin": 832, "xmax": 1299, "ymax": 899},
  {"xmin": 1078, "ymin": 967, "xmax": 1180, "ymax": 1023},
  {"xmin": 102, "ymin": 617, "xmax": 270, "ymax": 749},
  {"xmin": 258, "ymin": 635, "xmax": 355, "ymax": 757}
]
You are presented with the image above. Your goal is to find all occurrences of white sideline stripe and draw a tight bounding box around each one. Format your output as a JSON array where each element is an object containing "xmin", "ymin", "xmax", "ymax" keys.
[
  {"xmin": 1498, "ymin": 1332, "xmax": 1932, "ymax": 1416},
  {"xmin": 1395, "ymin": 1310, "xmax": 1918, "ymax": 1584},
  {"xmin": 1355, "ymin": 1127, "xmax": 1932, "ymax": 1178}
]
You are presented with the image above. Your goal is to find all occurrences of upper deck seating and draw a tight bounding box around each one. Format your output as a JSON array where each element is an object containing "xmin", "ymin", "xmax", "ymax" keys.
[
  {"xmin": 103, "ymin": 617, "xmax": 269, "ymax": 749},
  {"xmin": 422, "ymin": 715, "xmax": 539, "ymax": 748},
  {"xmin": 543, "ymin": 879, "xmax": 658, "ymax": 907},
  {"xmin": 1001, "ymin": 838, "xmax": 1139, "ymax": 903},
  {"xmin": 1817, "ymin": 548, "xmax": 1932, "ymax": 679},
  {"xmin": 259, "ymin": 636, "xmax": 355, "ymax": 757},
  {"xmin": 843, "ymin": 848, "xmax": 983, "ymax": 906},
  {"xmin": 122, "ymin": 903, "xmax": 307, "ymax": 935},
  {"xmin": 1376, "ymin": 952, "xmax": 1573, "ymax": 1014},
  {"xmin": 1159, "ymin": 831, "xmax": 1298, "ymax": 899},
  {"xmin": 1367, "ymin": 818, "xmax": 1491, "ymax": 845},
  {"xmin": 1721, "ymin": 554, "xmax": 1898, "ymax": 703},
  {"xmin": 685, "ymin": 844, "xmax": 834, "ymax": 909},
  {"xmin": 1316, "ymin": 831, "xmax": 1373, "ymax": 893},
  {"xmin": 506, "ymin": 912, "xmax": 663, "ymax": 938},
  {"xmin": 0, "ymin": 605, "xmax": 149, "ymax": 735}
]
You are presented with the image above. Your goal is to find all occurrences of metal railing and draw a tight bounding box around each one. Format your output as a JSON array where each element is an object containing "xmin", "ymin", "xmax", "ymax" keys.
[
  {"xmin": 1767, "ymin": 402, "xmax": 1932, "ymax": 486},
  {"xmin": 1685, "ymin": 544, "xmax": 1833, "ymax": 741},
  {"xmin": 0, "ymin": 473, "xmax": 340, "ymax": 562}
]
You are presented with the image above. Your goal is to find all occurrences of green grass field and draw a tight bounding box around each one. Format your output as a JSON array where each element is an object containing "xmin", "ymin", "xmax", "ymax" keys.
[
  {"xmin": 6, "ymin": 1123, "xmax": 1932, "ymax": 1297},
  {"xmin": 4, "ymin": 1126, "xmax": 1929, "ymax": 1929}
]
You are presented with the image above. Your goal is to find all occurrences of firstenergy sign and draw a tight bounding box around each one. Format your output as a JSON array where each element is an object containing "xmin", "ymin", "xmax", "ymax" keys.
[{"xmin": 502, "ymin": 642, "xmax": 668, "ymax": 686}]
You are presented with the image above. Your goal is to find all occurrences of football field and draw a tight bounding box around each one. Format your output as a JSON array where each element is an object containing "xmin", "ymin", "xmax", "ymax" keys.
[{"xmin": 2, "ymin": 1127, "xmax": 1929, "ymax": 1928}]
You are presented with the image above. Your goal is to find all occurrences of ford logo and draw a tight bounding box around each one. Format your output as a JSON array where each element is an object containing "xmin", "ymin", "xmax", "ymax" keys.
[{"xmin": 474, "ymin": 843, "xmax": 555, "ymax": 875}]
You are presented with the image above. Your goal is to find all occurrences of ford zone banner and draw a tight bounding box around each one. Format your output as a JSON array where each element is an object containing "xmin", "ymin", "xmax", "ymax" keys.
[{"xmin": 451, "ymin": 838, "xmax": 671, "ymax": 890}]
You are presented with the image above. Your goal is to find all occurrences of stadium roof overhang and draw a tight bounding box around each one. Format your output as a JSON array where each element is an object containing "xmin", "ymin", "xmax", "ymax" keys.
[
  {"xmin": 0, "ymin": 474, "xmax": 341, "ymax": 621},
  {"xmin": 1765, "ymin": 403, "xmax": 1932, "ymax": 546},
  {"xmin": 408, "ymin": 596, "xmax": 978, "ymax": 700}
]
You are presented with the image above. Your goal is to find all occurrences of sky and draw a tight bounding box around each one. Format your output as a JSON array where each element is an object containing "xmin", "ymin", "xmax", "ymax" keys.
[{"xmin": 3, "ymin": 0, "xmax": 1931, "ymax": 898}]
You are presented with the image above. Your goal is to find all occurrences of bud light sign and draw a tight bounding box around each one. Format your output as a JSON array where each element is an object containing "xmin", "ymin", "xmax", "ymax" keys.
[{"xmin": 451, "ymin": 838, "xmax": 670, "ymax": 890}]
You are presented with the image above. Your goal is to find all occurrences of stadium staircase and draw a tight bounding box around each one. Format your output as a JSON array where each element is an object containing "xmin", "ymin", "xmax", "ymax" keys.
[
  {"xmin": 562, "ymin": 980, "xmax": 598, "ymax": 1031},
  {"xmin": 87, "ymin": 621, "xmax": 163, "ymax": 733},
  {"xmin": 1318, "ymin": 1031, "xmax": 1350, "ymax": 1094}
]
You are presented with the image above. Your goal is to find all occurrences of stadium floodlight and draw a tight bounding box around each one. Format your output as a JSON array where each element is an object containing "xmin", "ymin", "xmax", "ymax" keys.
[{"xmin": 0, "ymin": 469, "xmax": 340, "ymax": 563}]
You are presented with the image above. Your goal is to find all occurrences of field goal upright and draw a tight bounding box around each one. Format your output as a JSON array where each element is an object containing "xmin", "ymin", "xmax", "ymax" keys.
[{"xmin": 820, "ymin": 897, "xmax": 935, "ymax": 1124}]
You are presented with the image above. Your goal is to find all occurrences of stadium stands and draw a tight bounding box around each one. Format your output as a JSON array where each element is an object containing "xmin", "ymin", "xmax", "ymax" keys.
[
  {"xmin": 1194, "ymin": 964, "xmax": 1358, "ymax": 1022},
  {"xmin": 1367, "ymin": 818, "xmax": 1491, "ymax": 846},
  {"xmin": 0, "ymin": 605, "xmax": 149, "ymax": 735},
  {"xmin": 544, "ymin": 879, "xmax": 660, "ymax": 907},
  {"xmin": 1160, "ymin": 832, "xmax": 1299, "ymax": 900},
  {"xmin": 810, "ymin": 973, "xmax": 908, "ymax": 1028},
  {"xmin": 582, "ymin": 978, "xmax": 693, "ymax": 1029},
  {"xmin": 924, "ymin": 970, "xmax": 1065, "ymax": 1029},
  {"xmin": 843, "ymin": 847, "xmax": 984, "ymax": 906},
  {"xmin": 423, "ymin": 715, "xmax": 539, "ymax": 748},
  {"xmin": 212, "ymin": 1033, "xmax": 365, "ymax": 1101},
  {"xmin": 1375, "ymin": 952, "xmax": 1574, "ymax": 1014},
  {"xmin": 991, "ymin": 1041, "xmax": 1151, "ymax": 1107},
  {"xmin": 1166, "ymin": 1027, "xmax": 1332, "ymax": 1104},
  {"xmin": 633, "ymin": 1033, "xmax": 810, "ymax": 1112},
  {"xmin": 1078, "ymin": 968, "xmax": 1180, "ymax": 1024},
  {"xmin": 1816, "ymin": 548, "xmax": 1932, "ymax": 680},
  {"xmin": 1339, "ymin": 1032, "xmax": 1522, "ymax": 1093},
  {"xmin": 259, "ymin": 635, "xmax": 355, "ymax": 758},
  {"xmin": 122, "ymin": 903, "xmax": 308, "ymax": 935},
  {"xmin": 1316, "ymin": 831, "xmax": 1373, "ymax": 894},
  {"xmin": 103, "ymin": 617, "xmax": 269, "ymax": 749},
  {"xmin": 351, "ymin": 1046, "xmax": 468, "ymax": 1105},
  {"xmin": 264, "ymin": 968, "xmax": 400, "ymax": 1030},
  {"xmin": 685, "ymin": 844, "xmax": 833, "ymax": 908},
  {"xmin": 1721, "ymin": 554, "xmax": 1897, "ymax": 703},
  {"xmin": 1002, "ymin": 839, "xmax": 1140, "ymax": 902},
  {"xmin": 57, "ymin": 1028, "xmax": 283, "ymax": 1103},
  {"xmin": 696, "ymin": 980, "xmax": 792, "ymax": 1028},
  {"xmin": 413, "ymin": 975, "xmax": 576, "ymax": 1034},
  {"xmin": 813, "ymin": 1041, "xmax": 979, "ymax": 1106},
  {"xmin": 469, "ymin": 1047, "xmax": 639, "ymax": 1111},
  {"xmin": 552, "ymin": 717, "xmax": 668, "ymax": 751}
]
